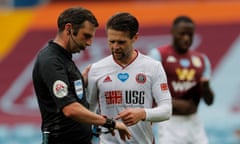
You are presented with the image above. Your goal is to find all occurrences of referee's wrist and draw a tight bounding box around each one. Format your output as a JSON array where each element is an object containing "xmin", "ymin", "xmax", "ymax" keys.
[{"xmin": 102, "ymin": 117, "xmax": 116, "ymax": 130}]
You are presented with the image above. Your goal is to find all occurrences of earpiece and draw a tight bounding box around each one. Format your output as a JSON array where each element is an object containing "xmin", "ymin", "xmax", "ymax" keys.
[
  {"xmin": 68, "ymin": 29, "xmax": 77, "ymax": 36},
  {"xmin": 69, "ymin": 29, "xmax": 83, "ymax": 50}
]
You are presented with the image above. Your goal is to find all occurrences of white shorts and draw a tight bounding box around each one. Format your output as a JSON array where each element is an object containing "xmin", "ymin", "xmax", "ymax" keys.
[{"xmin": 153, "ymin": 113, "xmax": 208, "ymax": 144}]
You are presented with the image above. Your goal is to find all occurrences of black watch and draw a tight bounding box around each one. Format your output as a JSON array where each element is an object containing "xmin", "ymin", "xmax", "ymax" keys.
[{"xmin": 102, "ymin": 118, "xmax": 116, "ymax": 130}]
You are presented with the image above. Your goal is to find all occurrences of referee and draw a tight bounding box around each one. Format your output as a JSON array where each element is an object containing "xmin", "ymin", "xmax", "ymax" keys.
[{"xmin": 32, "ymin": 7, "xmax": 131, "ymax": 144}]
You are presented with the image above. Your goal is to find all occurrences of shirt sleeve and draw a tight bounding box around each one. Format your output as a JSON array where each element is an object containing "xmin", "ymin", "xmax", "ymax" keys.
[
  {"xmin": 147, "ymin": 48, "xmax": 162, "ymax": 61},
  {"xmin": 145, "ymin": 62, "xmax": 172, "ymax": 121},
  {"xmin": 202, "ymin": 54, "xmax": 212, "ymax": 79},
  {"xmin": 39, "ymin": 57, "xmax": 77, "ymax": 109},
  {"xmin": 87, "ymin": 64, "xmax": 99, "ymax": 112}
]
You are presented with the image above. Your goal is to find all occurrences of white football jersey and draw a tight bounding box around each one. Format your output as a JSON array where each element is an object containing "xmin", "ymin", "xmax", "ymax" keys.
[{"xmin": 88, "ymin": 51, "xmax": 171, "ymax": 144}]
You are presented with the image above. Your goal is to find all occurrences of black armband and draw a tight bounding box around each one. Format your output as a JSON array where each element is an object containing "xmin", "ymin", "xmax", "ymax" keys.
[{"xmin": 102, "ymin": 118, "xmax": 116, "ymax": 130}]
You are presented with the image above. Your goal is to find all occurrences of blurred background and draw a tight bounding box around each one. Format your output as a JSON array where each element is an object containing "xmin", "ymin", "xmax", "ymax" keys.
[{"xmin": 0, "ymin": 0, "xmax": 240, "ymax": 144}]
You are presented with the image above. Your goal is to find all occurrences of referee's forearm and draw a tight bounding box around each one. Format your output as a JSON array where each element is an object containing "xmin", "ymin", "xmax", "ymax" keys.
[{"xmin": 62, "ymin": 102, "xmax": 106, "ymax": 125}]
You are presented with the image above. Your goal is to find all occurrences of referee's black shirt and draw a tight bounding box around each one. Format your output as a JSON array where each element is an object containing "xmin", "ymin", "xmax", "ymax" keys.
[{"xmin": 32, "ymin": 41, "xmax": 92, "ymax": 144}]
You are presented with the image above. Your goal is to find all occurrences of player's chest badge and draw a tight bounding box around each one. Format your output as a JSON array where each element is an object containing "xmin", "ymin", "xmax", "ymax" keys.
[
  {"xmin": 135, "ymin": 73, "xmax": 147, "ymax": 84},
  {"xmin": 179, "ymin": 58, "xmax": 190, "ymax": 68},
  {"xmin": 192, "ymin": 56, "xmax": 202, "ymax": 68},
  {"xmin": 118, "ymin": 73, "xmax": 129, "ymax": 82}
]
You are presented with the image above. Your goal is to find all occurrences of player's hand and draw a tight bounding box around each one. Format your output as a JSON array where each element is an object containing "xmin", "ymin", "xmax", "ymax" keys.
[
  {"xmin": 115, "ymin": 108, "xmax": 146, "ymax": 126},
  {"xmin": 82, "ymin": 64, "xmax": 91, "ymax": 87},
  {"xmin": 115, "ymin": 121, "xmax": 131, "ymax": 141},
  {"xmin": 199, "ymin": 80, "xmax": 214, "ymax": 105}
]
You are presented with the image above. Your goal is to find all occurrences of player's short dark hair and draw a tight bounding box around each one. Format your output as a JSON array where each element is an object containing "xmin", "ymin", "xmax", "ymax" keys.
[
  {"xmin": 172, "ymin": 15, "xmax": 194, "ymax": 27},
  {"xmin": 106, "ymin": 12, "xmax": 139, "ymax": 39},
  {"xmin": 57, "ymin": 7, "xmax": 98, "ymax": 32}
]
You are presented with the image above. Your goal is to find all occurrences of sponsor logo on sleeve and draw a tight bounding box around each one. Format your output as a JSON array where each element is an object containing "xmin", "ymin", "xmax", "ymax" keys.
[{"xmin": 160, "ymin": 83, "xmax": 169, "ymax": 91}]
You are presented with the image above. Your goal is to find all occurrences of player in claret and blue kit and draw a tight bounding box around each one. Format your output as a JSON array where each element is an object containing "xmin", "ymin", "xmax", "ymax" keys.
[{"xmin": 148, "ymin": 15, "xmax": 214, "ymax": 144}]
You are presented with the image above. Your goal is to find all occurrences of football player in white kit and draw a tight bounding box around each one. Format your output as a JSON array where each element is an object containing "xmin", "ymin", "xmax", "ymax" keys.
[{"xmin": 87, "ymin": 12, "xmax": 172, "ymax": 144}]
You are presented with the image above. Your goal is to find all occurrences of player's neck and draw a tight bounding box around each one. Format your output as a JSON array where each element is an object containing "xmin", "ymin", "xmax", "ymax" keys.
[{"xmin": 117, "ymin": 50, "xmax": 138, "ymax": 66}]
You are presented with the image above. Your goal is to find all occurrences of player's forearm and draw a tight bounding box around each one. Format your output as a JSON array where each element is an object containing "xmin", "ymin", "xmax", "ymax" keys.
[
  {"xmin": 199, "ymin": 81, "xmax": 214, "ymax": 105},
  {"xmin": 172, "ymin": 99, "xmax": 197, "ymax": 115},
  {"xmin": 144, "ymin": 99, "xmax": 172, "ymax": 122}
]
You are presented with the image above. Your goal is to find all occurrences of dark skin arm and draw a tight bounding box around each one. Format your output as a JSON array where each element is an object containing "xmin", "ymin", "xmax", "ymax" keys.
[
  {"xmin": 173, "ymin": 80, "xmax": 214, "ymax": 115},
  {"xmin": 199, "ymin": 80, "xmax": 214, "ymax": 106},
  {"xmin": 172, "ymin": 98, "xmax": 197, "ymax": 115},
  {"xmin": 172, "ymin": 82, "xmax": 200, "ymax": 115}
]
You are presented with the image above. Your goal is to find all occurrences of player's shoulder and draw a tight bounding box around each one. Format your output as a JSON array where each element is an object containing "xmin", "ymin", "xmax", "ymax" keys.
[
  {"xmin": 89, "ymin": 55, "xmax": 115, "ymax": 77},
  {"xmin": 91, "ymin": 55, "xmax": 113, "ymax": 69},
  {"xmin": 148, "ymin": 45, "xmax": 172, "ymax": 60},
  {"xmin": 155, "ymin": 44, "xmax": 171, "ymax": 51},
  {"xmin": 140, "ymin": 52, "xmax": 162, "ymax": 65},
  {"xmin": 158, "ymin": 45, "xmax": 173, "ymax": 54},
  {"xmin": 139, "ymin": 53, "xmax": 165, "ymax": 74},
  {"xmin": 149, "ymin": 45, "xmax": 172, "ymax": 56},
  {"xmin": 190, "ymin": 50, "xmax": 208, "ymax": 58}
]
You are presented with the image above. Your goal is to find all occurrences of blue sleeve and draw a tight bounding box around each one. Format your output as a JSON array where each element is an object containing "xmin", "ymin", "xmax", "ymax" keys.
[
  {"xmin": 202, "ymin": 54, "xmax": 212, "ymax": 79},
  {"xmin": 148, "ymin": 48, "xmax": 162, "ymax": 61}
]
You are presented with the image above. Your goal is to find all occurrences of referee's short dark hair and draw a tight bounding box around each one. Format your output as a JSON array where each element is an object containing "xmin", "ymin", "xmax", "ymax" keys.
[{"xmin": 57, "ymin": 7, "xmax": 99, "ymax": 32}]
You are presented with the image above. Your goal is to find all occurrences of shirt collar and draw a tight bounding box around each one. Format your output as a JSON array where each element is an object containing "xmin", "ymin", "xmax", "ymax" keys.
[{"xmin": 49, "ymin": 40, "xmax": 72, "ymax": 59}]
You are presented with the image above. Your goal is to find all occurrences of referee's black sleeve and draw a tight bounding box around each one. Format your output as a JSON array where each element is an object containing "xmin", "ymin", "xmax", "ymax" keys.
[{"xmin": 39, "ymin": 56, "xmax": 77, "ymax": 109}]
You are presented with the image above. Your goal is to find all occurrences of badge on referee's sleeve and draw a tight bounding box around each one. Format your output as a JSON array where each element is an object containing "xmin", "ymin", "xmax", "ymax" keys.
[
  {"xmin": 74, "ymin": 79, "xmax": 83, "ymax": 99},
  {"xmin": 53, "ymin": 80, "xmax": 68, "ymax": 98}
]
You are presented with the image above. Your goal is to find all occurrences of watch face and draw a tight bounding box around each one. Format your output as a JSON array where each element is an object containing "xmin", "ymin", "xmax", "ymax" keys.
[{"xmin": 103, "ymin": 118, "xmax": 115, "ymax": 129}]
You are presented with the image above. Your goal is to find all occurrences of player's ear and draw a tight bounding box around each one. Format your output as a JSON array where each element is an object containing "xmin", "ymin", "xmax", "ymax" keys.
[{"xmin": 133, "ymin": 32, "xmax": 139, "ymax": 42}]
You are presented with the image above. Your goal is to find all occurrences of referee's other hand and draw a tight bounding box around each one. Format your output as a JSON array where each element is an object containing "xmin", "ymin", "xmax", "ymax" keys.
[{"xmin": 82, "ymin": 64, "xmax": 92, "ymax": 87}]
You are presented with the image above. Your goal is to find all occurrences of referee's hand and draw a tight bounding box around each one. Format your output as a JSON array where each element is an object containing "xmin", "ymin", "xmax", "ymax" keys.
[
  {"xmin": 115, "ymin": 121, "xmax": 132, "ymax": 141},
  {"xmin": 82, "ymin": 64, "xmax": 91, "ymax": 87}
]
